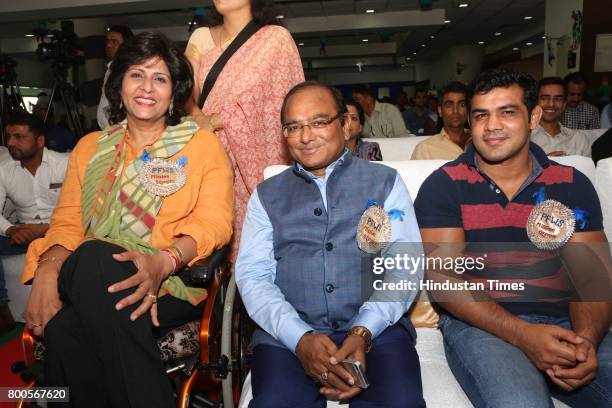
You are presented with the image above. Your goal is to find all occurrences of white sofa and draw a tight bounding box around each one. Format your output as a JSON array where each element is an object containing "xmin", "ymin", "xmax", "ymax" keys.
[
  {"xmin": 239, "ymin": 156, "xmax": 609, "ymax": 408},
  {"xmin": 596, "ymin": 157, "xmax": 612, "ymax": 238}
]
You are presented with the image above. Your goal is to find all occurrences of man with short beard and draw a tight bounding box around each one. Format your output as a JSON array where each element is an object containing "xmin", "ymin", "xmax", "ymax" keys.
[
  {"xmin": 0, "ymin": 112, "xmax": 68, "ymax": 335},
  {"xmin": 560, "ymin": 72, "xmax": 600, "ymax": 130},
  {"xmin": 531, "ymin": 76, "xmax": 591, "ymax": 157},
  {"xmin": 412, "ymin": 81, "xmax": 471, "ymax": 159},
  {"xmin": 415, "ymin": 69, "xmax": 612, "ymax": 407}
]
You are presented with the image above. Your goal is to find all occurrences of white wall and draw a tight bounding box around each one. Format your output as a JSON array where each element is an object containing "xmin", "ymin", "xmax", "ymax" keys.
[
  {"xmin": 544, "ymin": 0, "xmax": 583, "ymax": 77},
  {"xmin": 417, "ymin": 45, "xmax": 484, "ymax": 90}
]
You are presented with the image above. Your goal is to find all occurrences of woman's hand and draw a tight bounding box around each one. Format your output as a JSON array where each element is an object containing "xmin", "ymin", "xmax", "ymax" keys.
[
  {"xmin": 26, "ymin": 261, "xmax": 63, "ymax": 337},
  {"xmin": 108, "ymin": 251, "xmax": 174, "ymax": 326},
  {"xmin": 193, "ymin": 111, "xmax": 224, "ymax": 132}
]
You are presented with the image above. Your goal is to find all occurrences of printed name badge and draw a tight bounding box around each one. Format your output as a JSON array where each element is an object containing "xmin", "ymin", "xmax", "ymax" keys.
[
  {"xmin": 527, "ymin": 199, "xmax": 576, "ymax": 251},
  {"xmin": 357, "ymin": 204, "xmax": 391, "ymax": 254},
  {"xmin": 139, "ymin": 157, "xmax": 187, "ymax": 197}
]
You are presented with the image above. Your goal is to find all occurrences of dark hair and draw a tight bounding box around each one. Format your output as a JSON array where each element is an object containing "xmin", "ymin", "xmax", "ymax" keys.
[
  {"xmin": 205, "ymin": 0, "xmax": 281, "ymax": 27},
  {"xmin": 468, "ymin": 68, "xmax": 538, "ymax": 115},
  {"xmin": 414, "ymin": 89, "xmax": 428, "ymax": 97},
  {"xmin": 538, "ymin": 76, "xmax": 567, "ymax": 98},
  {"xmin": 345, "ymin": 97, "xmax": 365, "ymax": 125},
  {"xmin": 105, "ymin": 32, "xmax": 194, "ymax": 126},
  {"xmin": 352, "ymin": 84, "xmax": 376, "ymax": 100},
  {"xmin": 5, "ymin": 111, "xmax": 44, "ymax": 136},
  {"xmin": 439, "ymin": 81, "xmax": 467, "ymax": 104},
  {"xmin": 564, "ymin": 71, "xmax": 588, "ymax": 87},
  {"xmin": 281, "ymin": 81, "xmax": 347, "ymax": 125},
  {"xmin": 108, "ymin": 25, "xmax": 134, "ymax": 41}
]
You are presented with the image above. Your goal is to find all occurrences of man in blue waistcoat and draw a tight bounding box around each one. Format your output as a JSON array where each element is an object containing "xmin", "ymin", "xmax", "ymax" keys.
[{"xmin": 236, "ymin": 81, "xmax": 425, "ymax": 407}]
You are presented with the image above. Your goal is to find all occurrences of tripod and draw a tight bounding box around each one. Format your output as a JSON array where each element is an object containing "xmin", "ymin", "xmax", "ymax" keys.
[
  {"xmin": 44, "ymin": 61, "xmax": 84, "ymax": 140},
  {"xmin": 0, "ymin": 55, "xmax": 26, "ymax": 145}
]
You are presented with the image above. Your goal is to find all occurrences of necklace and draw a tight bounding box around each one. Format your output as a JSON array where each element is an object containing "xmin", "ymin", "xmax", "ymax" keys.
[{"xmin": 215, "ymin": 25, "xmax": 237, "ymax": 50}]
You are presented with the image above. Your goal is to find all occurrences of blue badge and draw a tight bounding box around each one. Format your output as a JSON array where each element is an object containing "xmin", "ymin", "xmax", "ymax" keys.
[
  {"xmin": 176, "ymin": 156, "xmax": 188, "ymax": 167},
  {"xmin": 140, "ymin": 149, "xmax": 151, "ymax": 163},
  {"xmin": 388, "ymin": 209, "xmax": 405, "ymax": 222}
]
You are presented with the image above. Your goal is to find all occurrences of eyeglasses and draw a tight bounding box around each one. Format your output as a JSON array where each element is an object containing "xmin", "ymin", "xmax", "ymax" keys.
[{"xmin": 282, "ymin": 113, "xmax": 341, "ymax": 138}]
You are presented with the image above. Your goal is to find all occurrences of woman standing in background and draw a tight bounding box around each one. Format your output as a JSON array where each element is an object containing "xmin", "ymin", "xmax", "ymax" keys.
[{"xmin": 186, "ymin": 0, "xmax": 304, "ymax": 256}]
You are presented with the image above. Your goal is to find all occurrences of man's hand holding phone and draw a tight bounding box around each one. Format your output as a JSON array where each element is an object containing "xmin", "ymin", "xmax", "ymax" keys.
[{"xmin": 323, "ymin": 331, "xmax": 370, "ymax": 400}]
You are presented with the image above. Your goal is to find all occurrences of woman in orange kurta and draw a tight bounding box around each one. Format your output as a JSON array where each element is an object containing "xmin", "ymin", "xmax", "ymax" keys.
[
  {"xmin": 186, "ymin": 0, "xmax": 304, "ymax": 256},
  {"xmin": 23, "ymin": 33, "xmax": 234, "ymax": 407}
]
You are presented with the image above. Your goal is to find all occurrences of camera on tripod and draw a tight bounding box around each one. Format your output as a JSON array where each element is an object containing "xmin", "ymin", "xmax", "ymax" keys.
[{"xmin": 33, "ymin": 21, "xmax": 85, "ymax": 65}]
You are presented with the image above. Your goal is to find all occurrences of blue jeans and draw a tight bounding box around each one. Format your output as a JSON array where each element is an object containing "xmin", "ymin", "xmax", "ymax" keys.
[
  {"xmin": 0, "ymin": 235, "xmax": 28, "ymax": 305},
  {"xmin": 440, "ymin": 313, "xmax": 612, "ymax": 408}
]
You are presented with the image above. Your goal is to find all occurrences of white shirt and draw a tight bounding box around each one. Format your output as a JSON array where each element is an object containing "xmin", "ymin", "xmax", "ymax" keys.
[
  {"xmin": 0, "ymin": 148, "xmax": 69, "ymax": 235},
  {"xmin": 363, "ymin": 101, "xmax": 412, "ymax": 138},
  {"xmin": 97, "ymin": 62, "xmax": 111, "ymax": 130},
  {"xmin": 530, "ymin": 124, "xmax": 592, "ymax": 157}
]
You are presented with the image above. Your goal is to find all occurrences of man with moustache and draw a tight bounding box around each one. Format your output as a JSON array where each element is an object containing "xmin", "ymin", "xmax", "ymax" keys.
[
  {"xmin": 236, "ymin": 81, "xmax": 424, "ymax": 407},
  {"xmin": 352, "ymin": 84, "xmax": 412, "ymax": 138},
  {"xmin": 560, "ymin": 72, "xmax": 600, "ymax": 130},
  {"xmin": 412, "ymin": 81, "xmax": 471, "ymax": 159},
  {"xmin": 0, "ymin": 112, "xmax": 68, "ymax": 334},
  {"xmin": 531, "ymin": 77, "xmax": 591, "ymax": 157},
  {"xmin": 415, "ymin": 69, "xmax": 612, "ymax": 407}
]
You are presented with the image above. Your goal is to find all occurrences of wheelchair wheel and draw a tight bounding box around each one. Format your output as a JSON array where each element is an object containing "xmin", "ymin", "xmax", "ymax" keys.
[
  {"xmin": 220, "ymin": 273, "xmax": 236, "ymax": 408},
  {"xmin": 220, "ymin": 273, "xmax": 254, "ymax": 408}
]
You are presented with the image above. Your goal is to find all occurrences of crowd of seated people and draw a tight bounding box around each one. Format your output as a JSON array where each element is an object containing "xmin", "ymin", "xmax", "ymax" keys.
[{"xmin": 1, "ymin": 1, "xmax": 611, "ymax": 407}]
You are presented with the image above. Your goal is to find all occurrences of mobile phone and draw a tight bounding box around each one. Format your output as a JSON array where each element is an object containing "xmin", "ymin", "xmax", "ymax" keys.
[{"xmin": 340, "ymin": 359, "xmax": 370, "ymax": 389}]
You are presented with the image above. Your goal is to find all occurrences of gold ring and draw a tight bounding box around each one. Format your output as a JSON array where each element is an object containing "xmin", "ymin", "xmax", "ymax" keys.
[
  {"xmin": 146, "ymin": 293, "xmax": 157, "ymax": 303},
  {"xmin": 32, "ymin": 323, "xmax": 42, "ymax": 327}
]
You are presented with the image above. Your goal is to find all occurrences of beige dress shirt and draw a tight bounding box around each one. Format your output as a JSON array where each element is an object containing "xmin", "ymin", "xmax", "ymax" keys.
[
  {"xmin": 411, "ymin": 129, "xmax": 469, "ymax": 160},
  {"xmin": 530, "ymin": 125, "xmax": 591, "ymax": 157},
  {"xmin": 363, "ymin": 101, "xmax": 412, "ymax": 138}
]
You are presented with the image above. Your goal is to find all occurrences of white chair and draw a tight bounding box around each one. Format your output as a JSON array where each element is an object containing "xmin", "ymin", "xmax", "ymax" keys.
[
  {"xmin": 552, "ymin": 155, "xmax": 596, "ymax": 184},
  {"xmin": 595, "ymin": 157, "xmax": 612, "ymax": 239},
  {"xmin": 363, "ymin": 136, "xmax": 431, "ymax": 161}
]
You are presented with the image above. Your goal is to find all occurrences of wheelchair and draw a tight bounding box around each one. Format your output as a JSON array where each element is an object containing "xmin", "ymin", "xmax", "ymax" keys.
[{"xmin": 11, "ymin": 246, "xmax": 255, "ymax": 408}]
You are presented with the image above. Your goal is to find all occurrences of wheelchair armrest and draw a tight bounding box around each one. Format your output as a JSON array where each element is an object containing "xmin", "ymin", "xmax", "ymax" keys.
[{"xmin": 186, "ymin": 245, "xmax": 230, "ymax": 288}]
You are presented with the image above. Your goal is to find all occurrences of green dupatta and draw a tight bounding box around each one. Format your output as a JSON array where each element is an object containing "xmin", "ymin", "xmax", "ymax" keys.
[{"xmin": 80, "ymin": 117, "xmax": 206, "ymax": 305}]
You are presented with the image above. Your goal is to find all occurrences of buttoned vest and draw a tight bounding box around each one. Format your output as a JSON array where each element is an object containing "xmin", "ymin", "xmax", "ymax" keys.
[{"xmin": 255, "ymin": 154, "xmax": 400, "ymax": 348}]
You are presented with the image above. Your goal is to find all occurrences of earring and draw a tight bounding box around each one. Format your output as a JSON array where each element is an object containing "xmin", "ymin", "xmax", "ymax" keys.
[
  {"xmin": 119, "ymin": 100, "xmax": 124, "ymax": 110},
  {"xmin": 169, "ymin": 99, "xmax": 174, "ymax": 117}
]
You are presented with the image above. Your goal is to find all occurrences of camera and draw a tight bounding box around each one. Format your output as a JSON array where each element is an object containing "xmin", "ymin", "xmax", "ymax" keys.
[{"xmin": 33, "ymin": 21, "xmax": 85, "ymax": 65}]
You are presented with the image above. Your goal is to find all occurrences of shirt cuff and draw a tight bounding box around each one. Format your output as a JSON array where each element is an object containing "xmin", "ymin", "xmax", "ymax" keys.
[
  {"xmin": 278, "ymin": 316, "xmax": 314, "ymax": 354},
  {"xmin": 0, "ymin": 220, "xmax": 13, "ymax": 236},
  {"xmin": 352, "ymin": 308, "xmax": 391, "ymax": 339}
]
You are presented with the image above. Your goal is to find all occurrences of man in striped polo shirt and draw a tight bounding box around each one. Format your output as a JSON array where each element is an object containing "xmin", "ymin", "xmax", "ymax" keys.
[{"xmin": 415, "ymin": 68, "xmax": 612, "ymax": 407}]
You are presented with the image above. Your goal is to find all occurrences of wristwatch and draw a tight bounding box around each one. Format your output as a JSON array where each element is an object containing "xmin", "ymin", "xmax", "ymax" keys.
[{"xmin": 346, "ymin": 326, "xmax": 372, "ymax": 353}]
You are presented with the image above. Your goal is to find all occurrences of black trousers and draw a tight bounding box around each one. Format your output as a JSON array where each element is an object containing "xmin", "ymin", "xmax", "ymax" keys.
[{"xmin": 44, "ymin": 240, "xmax": 204, "ymax": 408}]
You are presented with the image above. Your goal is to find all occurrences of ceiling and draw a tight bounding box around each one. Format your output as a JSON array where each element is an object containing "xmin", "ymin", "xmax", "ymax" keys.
[{"xmin": 0, "ymin": 0, "xmax": 546, "ymax": 73}]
